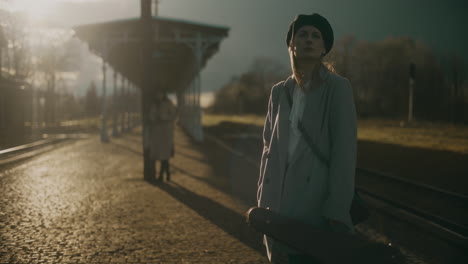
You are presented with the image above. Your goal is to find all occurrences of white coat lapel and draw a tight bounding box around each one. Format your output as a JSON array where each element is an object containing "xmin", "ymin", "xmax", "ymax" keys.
[
  {"xmin": 288, "ymin": 89, "xmax": 316, "ymax": 166},
  {"xmin": 277, "ymin": 76, "xmax": 294, "ymax": 176},
  {"xmin": 289, "ymin": 68, "xmax": 331, "ymax": 165}
]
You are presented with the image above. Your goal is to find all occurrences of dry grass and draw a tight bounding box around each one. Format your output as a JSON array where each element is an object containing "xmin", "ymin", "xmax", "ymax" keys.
[
  {"xmin": 358, "ymin": 118, "xmax": 468, "ymax": 154},
  {"xmin": 59, "ymin": 117, "xmax": 101, "ymax": 127},
  {"xmin": 202, "ymin": 113, "xmax": 265, "ymax": 127},
  {"xmin": 202, "ymin": 113, "xmax": 468, "ymax": 154}
]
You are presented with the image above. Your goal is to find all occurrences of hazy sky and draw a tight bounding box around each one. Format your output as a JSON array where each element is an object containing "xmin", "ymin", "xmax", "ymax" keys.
[{"xmin": 5, "ymin": 0, "xmax": 468, "ymax": 94}]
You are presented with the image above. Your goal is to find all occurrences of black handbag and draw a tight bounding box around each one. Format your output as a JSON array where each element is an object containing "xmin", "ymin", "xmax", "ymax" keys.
[{"xmin": 284, "ymin": 86, "xmax": 370, "ymax": 225}]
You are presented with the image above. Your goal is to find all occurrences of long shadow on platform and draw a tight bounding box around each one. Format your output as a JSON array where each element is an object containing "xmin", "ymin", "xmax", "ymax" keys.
[
  {"xmin": 115, "ymin": 136, "xmax": 211, "ymax": 165},
  {"xmin": 111, "ymin": 128, "xmax": 268, "ymax": 257},
  {"xmin": 120, "ymin": 135, "xmax": 141, "ymax": 144},
  {"xmin": 110, "ymin": 140, "xmax": 233, "ymax": 196},
  {"xmin": 111, "ymin": 141, "xmax": 142, "ymax": 156},
  {"xmin": 175, "ymin": 149, "xmax": 211, "ymax": 164},
  {"xmin": 148, "ymin": 180, "xmax": 266, "ymax": 256},
  {"xmin": 170, "ymin": 164, "xmax": 226, "ymax": 188}
]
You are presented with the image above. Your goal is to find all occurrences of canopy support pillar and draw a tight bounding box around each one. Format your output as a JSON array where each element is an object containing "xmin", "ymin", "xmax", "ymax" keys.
[{"xmin": 100, "ymin": 60, "xmax": 109, "ymax": 143}]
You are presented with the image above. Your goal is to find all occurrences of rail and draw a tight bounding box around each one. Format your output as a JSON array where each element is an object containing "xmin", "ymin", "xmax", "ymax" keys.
[{"xmin": 0, "ymin": 134, "xmax": 89, "ymax": 166}]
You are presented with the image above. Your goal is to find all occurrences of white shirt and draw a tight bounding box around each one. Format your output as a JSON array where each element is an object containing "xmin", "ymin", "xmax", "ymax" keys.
[{"xmin": 288, "ymin": 82, "xmax": 308, "ymax": 163}]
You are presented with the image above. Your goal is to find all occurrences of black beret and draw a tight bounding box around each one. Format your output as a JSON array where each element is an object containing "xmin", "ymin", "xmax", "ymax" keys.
[{"xmin": 286, "ymin": 13, "xmax": 334, "ymax": 55}]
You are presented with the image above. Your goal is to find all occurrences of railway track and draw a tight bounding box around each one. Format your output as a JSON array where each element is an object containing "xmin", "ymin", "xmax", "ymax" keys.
[
  {"xmin": 208, "ymin": 132, "xmax": 468, "ymax": 237},
  {"xmin": 206, "ymin": 132, "xmax": 468, "ymax": 262},
  {"xmin": 0, "ymin": 134, "xmax": 89, "ymax": 167},
  {"xmin": 356, "ymin": 168, "xmax": 468, "ymax": 239}
]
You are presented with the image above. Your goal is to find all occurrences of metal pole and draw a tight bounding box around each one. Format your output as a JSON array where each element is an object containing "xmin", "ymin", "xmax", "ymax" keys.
[
  {"xmin": 0, "ymin": 25, "xmax": 4, "ymax": 79},
  {"xmin": 136, "ymin": 84, "xmax": 141, "ymax": 126},
  {"xmin": 127, "ymin": 80, "xmax": 133, "ymax": 130},
  {"xmin": 112, "ymin": 70, "xmax": 119, "ymax": 137},
  {"xmin": 119, "ymin": 74, "xmax": 125, "ymax": 134},
  {"xmin": 122, "ymin": 78, "xmax": 130, "ymax": 132},
  {"xmin": 129, "ymin": 83, "xmax": 133, "ymax": 128},
  {"xmin": 133, "ymin": 84, "xmax": 136, "ymax": 128},
  {"xmin": 194, "ymin": 32, "xmax": 203, "ymax": 141},
  {"xmin": 153, "ymin": 0, "xmax": 159, "ymax": 16},
  {"xmin": 141, "ymin": 0, "xmax": 154, "ymax": 180},
  {"xmin": 128, "ymin": 83, "xmax": 133, "ymax": 129},
  {"xmin": 408, "ymin": 78, "xmax": 414, "ymax": 122},
  {"xmin": 100, "ymin": 60, "xmax": 109, "ymax": 143},
  {"xmin": 0, "ymin": 44, "xmax": 2, "ymax": 79},
  {"xmin": 408, "ymin": 63, "xmax": 416, "ymax": 123}
]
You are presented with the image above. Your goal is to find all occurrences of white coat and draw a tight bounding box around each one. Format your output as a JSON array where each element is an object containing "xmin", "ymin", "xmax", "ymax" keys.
[
  {"xmin": 257, "ymin": 69, "xmax": 357, "ymax": 258},
  {"xmin": 149, "ymin": 99, "xmax": 177, "ymax": 160}
]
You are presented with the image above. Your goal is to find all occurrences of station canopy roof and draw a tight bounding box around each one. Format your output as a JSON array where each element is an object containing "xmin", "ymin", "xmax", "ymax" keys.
[{"xmin": 73, "ymin": 16, "xmax": 229, "ymax": 93}]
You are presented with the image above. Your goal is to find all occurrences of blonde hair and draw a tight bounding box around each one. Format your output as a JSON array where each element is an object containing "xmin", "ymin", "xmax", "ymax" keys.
[{"xmin": 288, "ymin": 45, "xmax": 335, "ymax": 91}]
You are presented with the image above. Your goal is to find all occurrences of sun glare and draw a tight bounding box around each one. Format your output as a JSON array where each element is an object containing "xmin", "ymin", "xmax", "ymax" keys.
[
  {"xmin": 8, "ymin": 0, "xmax": 58, "ymax": 21},
  {"xmin": 6, "ymin": 0, "xmax": 102, "ymax": 21},
  {"xmin": 7, "ymin": 0, "xmax": 96, "ymax": 22}
]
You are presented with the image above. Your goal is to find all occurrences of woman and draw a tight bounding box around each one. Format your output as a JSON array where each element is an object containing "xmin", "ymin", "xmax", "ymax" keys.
[
  {"xmin": 257, "ymin": 14, "xmax": 357, "ymax": 263},
  {"xmin": 150, "ymin": 92, "xmax": 178, "ymax": 181}
]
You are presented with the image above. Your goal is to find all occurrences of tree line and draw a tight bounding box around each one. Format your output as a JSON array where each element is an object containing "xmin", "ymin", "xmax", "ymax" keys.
[
  {"xmin": 0, "ymin": 7, "xmax": 104, "ymax": 124},
  {"xmin": 211, "ymin": 36, "xmax": 467, "ymax": 124}
]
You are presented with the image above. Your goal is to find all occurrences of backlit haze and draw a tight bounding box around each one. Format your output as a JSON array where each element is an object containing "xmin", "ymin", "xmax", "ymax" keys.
[{"xmin": 2, "ymin": 0, "xmax": 467, "ymax": 101}]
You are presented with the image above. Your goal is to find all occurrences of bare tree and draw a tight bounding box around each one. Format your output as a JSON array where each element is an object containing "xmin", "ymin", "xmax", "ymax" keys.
[
  {"xmin": 33, "ymin": 29, "xmax": 74, "ymax": 124},
  {"xmin": 447, "ymin": 54, "xmax": 466, "ymax": 123},
  {"xmin": 0, "ymin": 24, "xmax": 6, "ymax": 76},
  {"xmin": 213, "ymin": 57, "xmax": 287, "ymax": 114},
  {"xmin": 0, "ymin": 10, "xmax": 32, "ymax": 79}
]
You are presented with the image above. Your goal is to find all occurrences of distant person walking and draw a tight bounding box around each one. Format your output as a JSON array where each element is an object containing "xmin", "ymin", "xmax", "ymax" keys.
[
  {"xmin": 150, "ymin": 92, "xmax": 178, "ymax": 181},
  {"xmin": 256, "ymin": 14, "xmax": 357, "ymax": 263}
]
